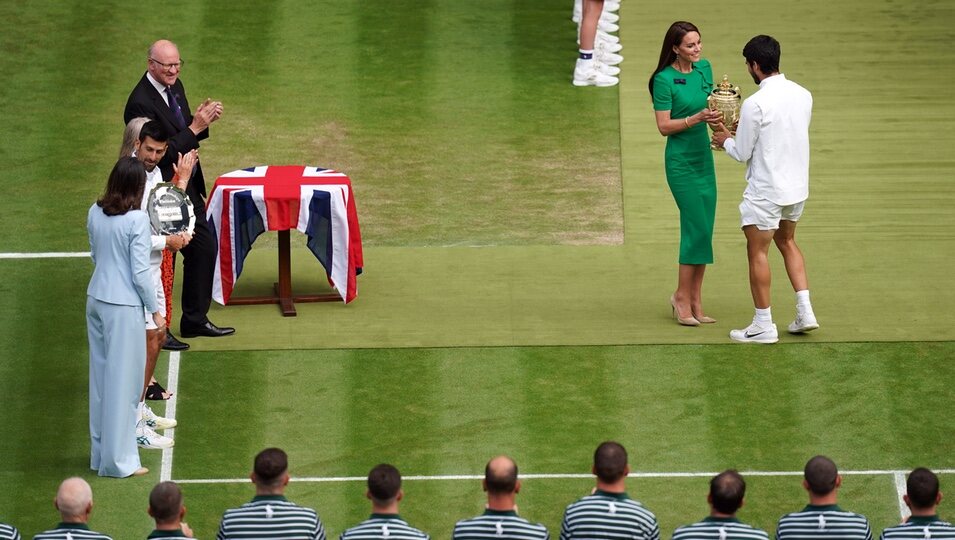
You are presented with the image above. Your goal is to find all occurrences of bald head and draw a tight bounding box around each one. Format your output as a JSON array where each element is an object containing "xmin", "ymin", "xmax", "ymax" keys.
[
  {"xmin": 485, "ymin": 456, "xmax": 518, "ymax": 494},
  {"xmin": 56, "ymin": 477, "xmax": 93, "ymax": 521},
  {"xmin": 146, "ymin": 39, "xmax": 182, "ymax": 87},
  {"xmin": 148, "ymin": 40, "xmax": 179, "ymax": 60}
]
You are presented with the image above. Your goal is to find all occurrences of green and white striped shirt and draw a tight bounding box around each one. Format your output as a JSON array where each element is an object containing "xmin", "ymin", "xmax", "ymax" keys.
[
  {"xmin": 880, "ymin": 516, "xmax": 955, "ymax": 540},
  {"xmin": 217, "ymin": 495, "xmax": 326, "ymax": 540},
  {"xmin": 339, "ymin": 514, "xmax": 430, "ymax": 540},
  {"xmin": 560, "ymin": 490, "xmax": 660, "ymax": 540},
  {"xmin": 673, "ymin": 517, "xmax": 770, "ymax": 540},
  {"xmin": 33, "ymin": 523, "xmax": 111, "ymax": 540},
  {"xmin": 453, "ymin": 509, "xmax": 549, "ymax": 540},
  {"xmin": 0, "ymin": 522, "xmax": 19, "ymax": 540},
  {"xmin": 776, "ymin": 505, "xmax": 872, "ymax": 540}
]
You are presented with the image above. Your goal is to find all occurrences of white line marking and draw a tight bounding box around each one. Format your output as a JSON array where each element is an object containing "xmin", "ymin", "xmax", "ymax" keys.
[
  {"xmin": 159, "ymin": 351, "xmax": 181, "ymax": 482},
  {"xmin": 171, "ymin": 469, "xmax": 955, "ymax": 485},
  {"xmin": 0, "ymin": 252, "xmax": 90, "ymax": 259},
  {"xmin": 894, "ymin": 472, "xmax": 911, "ymax": 521}
]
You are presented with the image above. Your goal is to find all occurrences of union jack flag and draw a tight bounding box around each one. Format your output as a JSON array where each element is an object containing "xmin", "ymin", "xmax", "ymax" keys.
[{"xmin": 206, "ymin": 166, "xmax": 363, "ymax": 305}]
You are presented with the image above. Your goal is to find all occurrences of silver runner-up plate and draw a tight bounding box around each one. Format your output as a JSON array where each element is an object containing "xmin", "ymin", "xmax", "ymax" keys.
[{"xmin": 147, "ymin": 183, "xmax": 196, "ymax": 235}]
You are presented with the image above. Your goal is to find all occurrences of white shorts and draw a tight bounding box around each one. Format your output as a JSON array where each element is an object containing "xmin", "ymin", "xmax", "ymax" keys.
[
  {"xmin": 739, "ymin": 197, "xmax": 805, "ymax": 231},
  {"xmin": 144, "ymin": 265, "xmax": 165, "ymax": 330}
]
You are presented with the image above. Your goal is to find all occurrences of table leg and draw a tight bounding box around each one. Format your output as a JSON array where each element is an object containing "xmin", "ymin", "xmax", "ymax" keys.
[
  {"xmin": 227, "ymin": 229, "xmax": 343, "ymax": 316},
  {"xmin": 274, "ymin": 230, "xmax": 296, "ymax": 316}
]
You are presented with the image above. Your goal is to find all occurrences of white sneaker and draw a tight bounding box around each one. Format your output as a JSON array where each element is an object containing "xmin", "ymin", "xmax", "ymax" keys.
[
  {"xmin": 595, "ymin": 49, "xmax": 624, "ymax": 66},
  {"xmin": 598, "ymin": 19, "xmax": 619, "ymax": 33},
  {"xmin": 729, "ymin": 321, "xmax": 779, "ymax": 344},
  {"xmin": 141, "ymin": 403, "xmax": 177, "ymax": 430},
  {"xmin": 604, "ymin": 1, "xmax": 620, "ymax": 12},
  {"xmin": 596, "ymin": 39, "xmax": 623, "ymax": 53},
  {"xmin": 601, "ymin": 11, "xmax": 619, "ymax": 23},
  {"xmin": 578, "ymin": 30, "xmax": 620, "ymax": 46},
  {"xmin": 136, "ymin": 425, "xmax": 174, "ymax": 449},
  {"xmin": 594, "ymin": 61, "xmax": 620, "ymax": 76},
  {"xmin": 573, "ymin": 67, "xmax": 619, "ymax": 87},
  {"xmin": 788, "ymin": 312, "xmax": 819, "ymax": 334},
  {"xmin": 573, "ymin": 3, "xmax": 620, "ymax": 23}
]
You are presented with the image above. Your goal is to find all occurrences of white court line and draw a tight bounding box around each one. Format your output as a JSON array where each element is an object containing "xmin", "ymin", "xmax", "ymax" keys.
[
  {"xmin": 894, "ymin": 472, "xmax": 911, "ymax": 521},
  {"xmin": 172, "ymin": 469, "xmax": 955, "ymax": 485},
  {"xmin": 0, "ymin": 252, "xmax": 90, "ymax": 259},
  {"xmin": 159, "ymin": 351, "xmax": 181, "ymax": 482}
]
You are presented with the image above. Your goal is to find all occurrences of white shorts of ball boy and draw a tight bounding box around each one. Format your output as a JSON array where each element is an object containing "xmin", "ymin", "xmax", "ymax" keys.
[{"xmin": 739, "ymin": 196, "xmax": 805, "ymax": 231}]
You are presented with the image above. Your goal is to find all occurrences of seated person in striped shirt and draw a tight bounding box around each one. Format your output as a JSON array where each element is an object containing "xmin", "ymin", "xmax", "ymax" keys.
[
  {"xmin": 672, "ymin": 470, "xmax": 770, "ymax": 540},
  {"xmin": 147, "ymin": 482, "xmax": 194, "ymax": 540},
  {"xmin": 217, "ymin": 448, "xmax": 326, "ymax": 540},
  {"xmin": 33, "ymin": 478, "xmax": 112, "ymax": 540},
  {"xmin": 776, "ymin": 456, "xmax": 872, "ymax": 540},
  {"xmin": 881, "ymin": 468, "xmax": 955, "ymax": 540},
  {"xmin": 339, "ymin": 464, "xmax": 430, "ymax": 540},
  {"xmin": 452, "ymin": 456, "xmax": 549, "ymax": 540},
  {"xmin": 560, "ymin": 441, "xmax": 660, "ymax": 540},
  {"xmin": 0, "ymin": 521, "xmax": 18, "ymax": 540}
]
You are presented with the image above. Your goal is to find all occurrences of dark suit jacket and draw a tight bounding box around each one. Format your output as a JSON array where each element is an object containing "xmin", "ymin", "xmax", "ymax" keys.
[{"xmin": 124, "ymin": 73, "xmax": 210, "ymax": 201}]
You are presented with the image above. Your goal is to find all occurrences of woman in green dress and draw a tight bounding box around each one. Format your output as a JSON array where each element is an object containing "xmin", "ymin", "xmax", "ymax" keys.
[{"xmin": 649, "ymin": 21, "xmax": 722, "ymax": 326}]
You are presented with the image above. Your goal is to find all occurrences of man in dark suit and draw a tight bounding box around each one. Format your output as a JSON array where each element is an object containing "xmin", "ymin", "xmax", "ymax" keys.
[{"xmin": 125, "ymin": 39, "xmax": 234, "ymax": 341}]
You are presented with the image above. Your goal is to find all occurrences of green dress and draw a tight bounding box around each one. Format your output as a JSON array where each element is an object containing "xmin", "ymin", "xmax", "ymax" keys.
[{"xmin": 652, "ymin": 59, "xmax": 716, "ymax": 265}]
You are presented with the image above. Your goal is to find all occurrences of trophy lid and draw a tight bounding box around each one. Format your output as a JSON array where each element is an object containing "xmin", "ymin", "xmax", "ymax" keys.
[{"xmin": 711, "ymin": 75, "xmax": 741, "ymax": 98}]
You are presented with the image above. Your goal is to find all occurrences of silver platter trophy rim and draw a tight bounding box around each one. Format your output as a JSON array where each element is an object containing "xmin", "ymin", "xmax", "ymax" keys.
[{"xmin": 147, "ymin": 182, "xmax": 196, "ymax": 236}]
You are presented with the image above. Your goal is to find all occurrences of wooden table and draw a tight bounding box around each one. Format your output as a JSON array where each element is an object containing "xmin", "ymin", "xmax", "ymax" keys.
[{"xmin": 205, "ymin": 166, "xmax": 363, "ymax": 316}]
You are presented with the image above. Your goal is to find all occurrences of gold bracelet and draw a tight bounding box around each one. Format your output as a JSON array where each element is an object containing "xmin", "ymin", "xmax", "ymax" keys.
[{"xmin": 684, "ymin": 117, "xmax": 690, "ymax": 128}]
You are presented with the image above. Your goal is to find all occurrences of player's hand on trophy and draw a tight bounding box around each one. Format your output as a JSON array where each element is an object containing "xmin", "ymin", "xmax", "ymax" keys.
[
  {"xmin": 711, "ymin": 122, "xmax": 732, "ymax": 147},
  {"xmin": 172, "ymin": 150, "xmax": 198, "ymax": 189},
  {"xmin": 165, "ymin": 232, "xmax": 190, "ymax": 252}
]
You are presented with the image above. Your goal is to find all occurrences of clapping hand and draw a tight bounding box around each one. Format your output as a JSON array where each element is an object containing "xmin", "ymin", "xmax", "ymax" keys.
[
  {"xmin": 172, "ymin": 150, "xmax": 198, "ymax": 189},
  {"xmin": 189, "ymin": 98, "xmax": 223, "ymax": 133}
]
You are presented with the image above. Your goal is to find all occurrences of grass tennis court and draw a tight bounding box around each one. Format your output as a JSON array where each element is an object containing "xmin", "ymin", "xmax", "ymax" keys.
[{"xmin": 0, "ymin": 0, "xmax": 953, "ymax": 539}]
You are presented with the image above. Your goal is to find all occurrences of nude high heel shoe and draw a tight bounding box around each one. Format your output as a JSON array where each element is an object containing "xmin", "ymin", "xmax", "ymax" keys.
[{"xmin": 670, "ymin": 296, "xmax": 700, "ymax": 326}]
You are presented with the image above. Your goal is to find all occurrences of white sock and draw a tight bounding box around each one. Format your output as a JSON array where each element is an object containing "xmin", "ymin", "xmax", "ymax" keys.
[
  {"xmin": 137, "ymin": 401, "xmax": 145, "ymax": 424},
  {"xmin": 795, "ymin": 290, "xmax": 813, "ymax": 315},
  {"xmin": 754, "ymin": 307, "xmax": 772, "ymax": 325},
  {"xmin": 576, "ymin": 52, "xmax": 594, "ymax": 72}
]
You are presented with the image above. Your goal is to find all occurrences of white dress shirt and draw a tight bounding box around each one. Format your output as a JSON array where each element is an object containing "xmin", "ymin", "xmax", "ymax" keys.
[{"xmin": 723, "ymin": 73, "xmax": 813, "ymax": 206}]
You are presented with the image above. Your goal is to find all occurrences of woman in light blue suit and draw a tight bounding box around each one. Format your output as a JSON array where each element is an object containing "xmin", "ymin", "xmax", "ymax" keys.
[{"xmin": 87, "ymin": 157, "xmax": 164, "ymax": 478}]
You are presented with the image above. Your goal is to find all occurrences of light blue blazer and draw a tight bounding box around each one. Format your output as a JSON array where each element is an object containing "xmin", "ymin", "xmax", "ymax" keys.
[{"xmin": 86, "ymin": 204, "xmax": 159, "ymax": 313}]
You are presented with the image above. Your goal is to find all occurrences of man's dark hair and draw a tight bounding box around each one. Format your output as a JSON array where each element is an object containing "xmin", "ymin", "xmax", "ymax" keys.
[
  {"xmin": 594, "ymin": 441, "xmax": 628, "ymax": 483},
  {"xmin": 743, "ymin": 35, "xmax": 780, "ymax": 74},
  {"xmin": 138, "ymin": 120, "xmax": 168, "ymax": 144},
  {"xmin": 710, "ymin": 470, "xmax": 746, "ymax": 514},
  {"xmin": 149, "ymin": 481, "xmax": 182, "ymax": 523},
  {"xmin": 907, "ymin": 468, "xmax": 940, "ymax": 509},
  {"xmin": 485, "ymin": 456, "xmax": 518, "ymax": 494},
  {"xmin": 804, "ymin": 455, "xmax": 838, "ymax": 495},
  {"xmin": 254, "ymin": 448, "xmax": 288, "ymax": 487},
  {"xmin": 368, "ymin": 464, "xmax": 402, "ymax": 503}
]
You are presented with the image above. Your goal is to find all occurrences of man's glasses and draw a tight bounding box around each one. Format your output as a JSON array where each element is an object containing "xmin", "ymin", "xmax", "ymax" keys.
[{"xmin": 149, "ymin": 58, "xmax": 184, "ymax": 71}]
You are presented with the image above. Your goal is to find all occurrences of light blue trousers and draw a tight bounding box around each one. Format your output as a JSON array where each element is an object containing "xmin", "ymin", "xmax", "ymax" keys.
[{"xmin": 87, "ymin": 296, "xmax": 146, "ymax": 477}]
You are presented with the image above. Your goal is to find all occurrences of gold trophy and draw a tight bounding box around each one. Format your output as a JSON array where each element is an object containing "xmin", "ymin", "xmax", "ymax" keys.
[{"xmin": 707, "ymin": 75, "xmax": 742, "ymax": 151}]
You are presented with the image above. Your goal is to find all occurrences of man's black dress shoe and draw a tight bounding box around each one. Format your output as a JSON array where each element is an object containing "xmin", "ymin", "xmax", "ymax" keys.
[
  {"xmin": 162, "ymin": 333, "xmax": 190, "ymax": 351},
  {"xmin": 180, "ymin": 321, "xmax": 236, "ymax": 338}
]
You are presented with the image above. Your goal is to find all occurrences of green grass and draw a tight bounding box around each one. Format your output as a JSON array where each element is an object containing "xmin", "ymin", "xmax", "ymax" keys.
[
  {"xmin": 1, "ymin": 0, "xmax": 954, "ymax": 539},
  {"xmin": 2, "ymin": 344, "xmax": 953, "ymax": 537}
]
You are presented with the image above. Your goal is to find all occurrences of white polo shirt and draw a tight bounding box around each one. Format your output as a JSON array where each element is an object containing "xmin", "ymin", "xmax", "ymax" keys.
[{"xmin": 723, "ymin": 73, "xmax": 813, "ymax": 206}]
